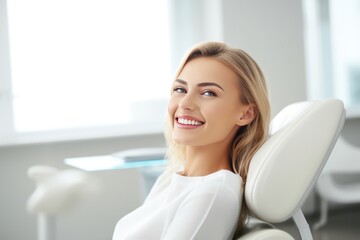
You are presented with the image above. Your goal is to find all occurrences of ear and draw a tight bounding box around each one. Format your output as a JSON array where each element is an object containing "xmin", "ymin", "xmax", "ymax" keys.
[{"xmin": 237, "ymin": 104, "xmax": 256, "ymax": 126}]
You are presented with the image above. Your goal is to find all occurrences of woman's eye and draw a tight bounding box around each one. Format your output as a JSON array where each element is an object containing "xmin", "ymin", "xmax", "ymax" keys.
[
  {"xmin": 203, "ymin": 90, "xmax": 217, "ymax": 97},
  {"xmin": 173, "ymin": 87, "xmax": 186, "ymax": 93}
]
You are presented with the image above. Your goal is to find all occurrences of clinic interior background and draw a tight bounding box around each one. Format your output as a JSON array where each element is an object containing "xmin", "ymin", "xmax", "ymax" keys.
[{"xmin": 1, "ymin": 0, "xmax": 359, "ymax": 239}]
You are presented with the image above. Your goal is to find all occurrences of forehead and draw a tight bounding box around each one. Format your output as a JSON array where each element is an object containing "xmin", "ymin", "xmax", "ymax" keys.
[{"xmin": 177, "ymin": 57, "xmax": 239, "ymax": 87}]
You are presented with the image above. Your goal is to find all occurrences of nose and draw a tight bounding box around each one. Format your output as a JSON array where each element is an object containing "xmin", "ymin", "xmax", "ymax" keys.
[{"xmin": 179, "ymin": 94, "xmax": 197, "ymax": 111}]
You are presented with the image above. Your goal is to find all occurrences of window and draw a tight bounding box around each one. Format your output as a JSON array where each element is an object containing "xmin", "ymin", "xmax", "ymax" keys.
[
  {"xmin": 1, "ymin": 0, "xmax": 172, "ymax": 145},
  {"xmin": 303, "ymin": 0, "xmax": 360, "ymax": 116},
  {"xmin": 0, "ymin": 0, "xmax": 224, "ymax": 146}
]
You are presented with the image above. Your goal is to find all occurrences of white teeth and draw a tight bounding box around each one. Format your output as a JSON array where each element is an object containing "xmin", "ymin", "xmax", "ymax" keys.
[{"xmin": 178, "ymin": 118, "xmax": 203, "ymax": 126}]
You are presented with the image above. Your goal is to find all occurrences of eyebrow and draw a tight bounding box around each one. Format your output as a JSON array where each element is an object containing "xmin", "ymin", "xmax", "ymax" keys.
[{"xmin": 175, "ymin": 79, "xmax": 224, "ymax": 91}]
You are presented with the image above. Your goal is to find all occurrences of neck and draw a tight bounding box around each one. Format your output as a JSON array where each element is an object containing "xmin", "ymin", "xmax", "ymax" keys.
[{"xmin": 181, "ymin": 143, "xmax": 232, "ymax": 177}]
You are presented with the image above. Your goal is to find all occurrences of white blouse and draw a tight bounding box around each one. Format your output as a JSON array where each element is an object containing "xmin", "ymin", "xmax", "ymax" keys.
[{"xmin": 112, "ymin": 169, "xmax": 243, "ymax": 240}]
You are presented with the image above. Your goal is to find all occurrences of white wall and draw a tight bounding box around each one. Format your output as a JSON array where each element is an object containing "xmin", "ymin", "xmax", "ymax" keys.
[{"xmin": 222, "ymin": 0, "xmax": 307, "ymax": 116}]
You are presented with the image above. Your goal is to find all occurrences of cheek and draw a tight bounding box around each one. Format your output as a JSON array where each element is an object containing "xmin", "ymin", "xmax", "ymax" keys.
[
  {"xmin": 208, "ymin": 109, "xmax": 241, "ymax": 140},
  {"xmin": 206, "ymin": 106, "xmax": 240, "ymax": 131},
  {"xmin": 209, "ymin": 103, "xmax": 240, "ymax": 123}
]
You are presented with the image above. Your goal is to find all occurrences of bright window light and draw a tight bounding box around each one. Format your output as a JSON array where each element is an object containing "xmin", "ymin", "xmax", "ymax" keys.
[
  {"xmin": 303, "ymin": 0, "xmax": 360, "ymax": 114},
  {"xmin": 7, "ymin": 0, "xmax": 171, "ymax": 133},
  {"xmin": 329, "ymin": 0, "xmax": 360, "ymax": 107}
]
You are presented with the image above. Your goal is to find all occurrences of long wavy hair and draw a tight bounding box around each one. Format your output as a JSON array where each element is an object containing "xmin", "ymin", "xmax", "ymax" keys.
[{"xmin": 164, "ymin": 42, "xmax": 270, "ymax": 238}]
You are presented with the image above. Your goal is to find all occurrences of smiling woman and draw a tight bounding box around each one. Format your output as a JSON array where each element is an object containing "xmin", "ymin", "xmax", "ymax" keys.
[{"xmin": 112, "ymin": 42, "xmax": 271, "ymax": 240}]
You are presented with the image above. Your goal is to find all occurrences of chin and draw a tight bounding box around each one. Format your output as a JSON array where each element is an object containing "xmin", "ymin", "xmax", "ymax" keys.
[
  {"xmin": 173, "ymin": 136, "xmax": 206, "ymax": 147},
  {"xmin": 173, "ymin": 134, "xmax": 195, "ymax": 145}
]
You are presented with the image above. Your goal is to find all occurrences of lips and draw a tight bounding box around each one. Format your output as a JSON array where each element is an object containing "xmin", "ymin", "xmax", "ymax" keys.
[{"xmin": 175, "ymin": 116, "xmax": 205, "ymax": 127}]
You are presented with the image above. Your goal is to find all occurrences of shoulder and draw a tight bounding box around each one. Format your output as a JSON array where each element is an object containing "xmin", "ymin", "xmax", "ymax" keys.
[
  {"xmin": 186, "ymin": 170, "xmax": 243, "ymax": 207},
  {"xmin": 143, "ymin": 168, "xmax": 178, "ymax": 203},
  {"xmin": 198, "ymin": 170, "xmax": 242, "ymax": 193}
]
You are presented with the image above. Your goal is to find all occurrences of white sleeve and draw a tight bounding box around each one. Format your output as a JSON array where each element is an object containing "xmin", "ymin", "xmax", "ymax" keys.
[{"xmin": 161, "ymin": 184, "xmax": 241, "ymax": 240}]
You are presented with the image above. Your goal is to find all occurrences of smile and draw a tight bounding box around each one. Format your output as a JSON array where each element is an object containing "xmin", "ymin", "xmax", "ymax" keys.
[{"xmin": 177, "ymin": 117, "xmax": 204, "ymax": 126}]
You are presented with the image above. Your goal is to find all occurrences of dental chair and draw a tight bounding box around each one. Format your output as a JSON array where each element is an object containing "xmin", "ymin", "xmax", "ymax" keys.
[{"xmin": 239, "ymin": 99, "xmax": 345, "ymax": 239}]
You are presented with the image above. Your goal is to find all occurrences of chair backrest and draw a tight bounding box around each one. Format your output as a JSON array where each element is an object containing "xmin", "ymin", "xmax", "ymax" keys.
[{"xmin": 245, "ymin": 99, "xmax": 345, "ymax": 223}]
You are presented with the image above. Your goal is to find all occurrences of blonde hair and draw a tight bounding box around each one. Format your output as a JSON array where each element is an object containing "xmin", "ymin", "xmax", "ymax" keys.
[{"xmin": 164, "ymin": 42, "xmax": 270, "ymax": 237}]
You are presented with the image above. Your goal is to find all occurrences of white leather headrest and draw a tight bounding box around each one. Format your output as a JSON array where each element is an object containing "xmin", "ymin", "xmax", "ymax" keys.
[{"xmin": 245, "ymin": 99, "xmax": 345, "ymax": 222}]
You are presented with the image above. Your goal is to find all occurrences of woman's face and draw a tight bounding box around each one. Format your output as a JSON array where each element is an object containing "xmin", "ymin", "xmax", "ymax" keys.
[{"xmin": 168, "ymin": 57, "xmax": 250, "ymax": 147}]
